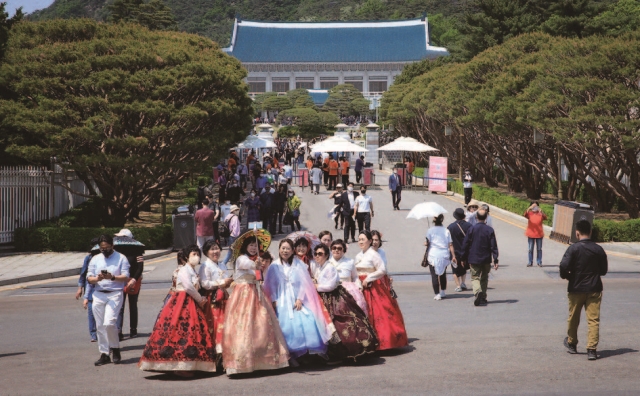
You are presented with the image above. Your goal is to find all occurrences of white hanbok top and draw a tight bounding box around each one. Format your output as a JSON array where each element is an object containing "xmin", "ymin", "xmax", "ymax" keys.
[
  {"xmin": 354, "ymin": 248, "xmax": 387, "ymax": 283},
  {"xmin": 329, "ymin": 256, "xmax": 362, "ymax": 289},
  {"xmin": 310, "ymin": 260, "xmax": 340, "ymax": 292},
  {"xmin": 198, "ymin": 258, "xmax": 229, "ymax": 289},
  {"xmin": 175, "ymin": 265, "xmax": 203, "ymax": 301},
  {"xmin": 376, "ymin": 248, "xmax": 387, "ymax": 266},
  {"xmin": 234, "ymin": 255, "xmax": 258, "ymax": 280}
]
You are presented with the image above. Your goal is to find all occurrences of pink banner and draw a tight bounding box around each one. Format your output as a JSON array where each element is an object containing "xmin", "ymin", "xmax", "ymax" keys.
[{"xmin": 428, "ymin": 156, "xmax": 448, "ymax": 192}]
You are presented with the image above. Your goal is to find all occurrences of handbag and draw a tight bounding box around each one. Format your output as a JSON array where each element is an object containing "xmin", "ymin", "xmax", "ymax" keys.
[
  {"xmin": 124, "ymin": 278, "xmax": 142, "ymax": 295},
  {"xmin": 283, "ymin": 212, "xmax": 293, "ymax": 225},
  {"xmin": 292, "ymin": 208, "xmax": 300, "ymax": 217},
  {"xmin": 421, "ymin": 246, "xmax": 429, "ymax": 267}
]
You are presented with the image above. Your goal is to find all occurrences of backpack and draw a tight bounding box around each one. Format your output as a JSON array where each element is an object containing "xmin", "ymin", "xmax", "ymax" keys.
[{"xmin": 220, "ymin": 215, "xmax": 236, "ymax": 238}]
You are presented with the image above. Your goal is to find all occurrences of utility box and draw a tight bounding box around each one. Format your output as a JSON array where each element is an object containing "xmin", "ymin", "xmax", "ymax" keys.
[
  {"xmin": 172, "ymin": 205, "xmax": 196, "ymax": 250},
  {"xmin": 363, "ymin": 168, "xmax": 374, "ymax": 186},
  {"xmin": 550, "ymin": 200, "xmax": 594, "ymax": 244}
]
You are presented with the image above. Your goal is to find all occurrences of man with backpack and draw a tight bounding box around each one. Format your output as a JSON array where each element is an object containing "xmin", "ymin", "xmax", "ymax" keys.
[{"xmin": 220, "ymin": 205, "xmax": 241, "ymax": 267}]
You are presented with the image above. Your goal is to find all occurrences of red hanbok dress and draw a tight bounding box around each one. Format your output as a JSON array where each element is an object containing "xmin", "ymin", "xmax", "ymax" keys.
[
  {"xmin": 355, "ymin": 248, "xmax": 408, "ymax": 350},
  {"xmin": 199, "ymin": 258, "xmax": 230, "ymax": 356},
  {"xmin": 139, "ymin": 265, "xmax": 216, "ymax": 372}
]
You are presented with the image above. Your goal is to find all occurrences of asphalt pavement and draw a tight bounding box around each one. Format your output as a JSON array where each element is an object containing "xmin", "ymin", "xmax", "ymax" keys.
[{"xmin": 1, "ymin": 180, "xmax": 639, "ymax": 395}]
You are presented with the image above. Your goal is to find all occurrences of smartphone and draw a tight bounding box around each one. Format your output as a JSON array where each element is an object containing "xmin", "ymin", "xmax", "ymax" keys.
[{"xmin": 101, "ymin": 269, "xmax": 108, "ymax": 275}]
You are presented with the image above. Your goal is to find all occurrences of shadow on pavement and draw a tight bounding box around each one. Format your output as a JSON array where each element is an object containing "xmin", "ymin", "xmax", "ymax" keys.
[
  {"xmin": 376, "ymin": 345, "xmax": 416, "ymax": 357},
  {"xmin": 488, "ymin": 299, "xmax": 518, "ymax": 304},
  {"xmin": 120, "ymin": 344, "xmax": 145, "ymax": 352},
  {"xmin": 597, "ymin": 348, "xmax": 638, "ymax": 359},
  {"xmin": 0, "ymin": 352, "xmax": 26, "ymax": 359},
  {"xmin": 144, "ymin": 371, "xmax": 221, "ymax": 381},
  {"xmin": 443, "ymin": 294, "xmax": 473, "ymax": 300}
]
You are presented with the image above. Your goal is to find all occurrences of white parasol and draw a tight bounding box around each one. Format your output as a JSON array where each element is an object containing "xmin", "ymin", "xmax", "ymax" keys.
[
  {"xmin": 406, "ymin": 202, "xmax": 448, "ymax": 220},
  {"xmin": 311, "ymin": 137, "xmax": 368, "ymax": 153},
  {"xmin": 236, "ymin": 135, "xmax": 277, "ymax": 149},
  {"xmin": 376, "ymin": 137, "xmax": 439, "ymax": 152}
]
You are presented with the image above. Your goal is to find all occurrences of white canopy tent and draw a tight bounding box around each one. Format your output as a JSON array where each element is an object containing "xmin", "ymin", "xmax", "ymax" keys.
[
  {"xmin": 311, "ymin": 136, "xmax": 368, "ymax": 153},
  {"xmin": 376, "ymin": 137, "xmax": 439, "ymax": 152},
  {"xmin": 236, "ymin": 135, "xmax": 277, "ymax": 150}
]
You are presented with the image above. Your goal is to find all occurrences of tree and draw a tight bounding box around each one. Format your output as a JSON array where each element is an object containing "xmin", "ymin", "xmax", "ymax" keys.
[
  {"xmin": 0, "ymin": 19, "xmax": 253, "ymax": 226},
  {"xmin": 323, "ymin": 84, "xmax": 368, "ymax": 117},
  {"xmin": 252, "ymin": 91, "xmax": 277, "ymax": 113},
  {"xmin": 108, "ymin": 0, "xmax": 177, "ymax": 30},
  {"xmin": 277, "ymin": 108, "xmax": 323, "ymax": 137},
  {"xmin": 586, "ymin": 0, "xmax": 640, "ymax": 36},
  {"xmin": 0, "ymin": 2, "xmax": 22, "ymax": 63},
  {"xmin": 263, "ymin": 96, "xmax": 293, "ymax": 112},
  {"xmin": 286, "ymin": 88, "xmax": 316, "ymax": 109}
]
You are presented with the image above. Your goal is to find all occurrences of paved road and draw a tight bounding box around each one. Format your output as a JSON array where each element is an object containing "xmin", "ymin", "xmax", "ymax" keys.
[{"xmin": 1, "ymin": 182, "xmax": 639, "ymax": 395}]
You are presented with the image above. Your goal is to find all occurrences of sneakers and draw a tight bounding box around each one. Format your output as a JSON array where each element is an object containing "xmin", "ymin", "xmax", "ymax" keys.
[
  {"xmin": 537, "ymin": 263, "xmax": 543, "ymax": 267},
  {"xmin": 455, "ymin": 286, "xmax": 462, "ymax": 292},
  {"xmin": 433, "ymin": 294, "xmax": 442, "ymax": 301},
  {"xmin": 587, "ymin": 349, "xmax": 598, "ymax": 361},
  {"xmin": 439, "ymin": 290, "xmax": 446, "ymax": 298},
  {"xmin": 111, "ymin": 348, "xmax": 122, "ymax": 364},
  {"xmin": 129, "ymin": 330, "xmax": 138, "ymax": 339},
  {"xmin": 479, "ymin": 298, "xmax": 488, "ymax": 306},
  {"xmin": 474, "ymin": 293, "xmax": 487, "ymax": 306},
  {"xmin": 95, "ymin": 353, "xmax": 111, "ymax": 366},
  {"xmin": 563, "ymin": 337, "xmax": 577, "ymax": 354},
  {"xmin": 526, "ymin": 263, "xmax": 533, "ymax": 267},
  {"xmin": 461, "ymin": 283, "xmax": 467, "ymax": 290}
]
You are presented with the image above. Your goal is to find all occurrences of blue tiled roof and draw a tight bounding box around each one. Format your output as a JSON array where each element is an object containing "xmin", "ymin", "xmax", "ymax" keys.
[
  {"xmin": 308, "ymin": 90, "xmax": 329, "ymax": 105},
  {"xmin": 225, "ymin": 19, "xmax": 449, "ymax": 63}
]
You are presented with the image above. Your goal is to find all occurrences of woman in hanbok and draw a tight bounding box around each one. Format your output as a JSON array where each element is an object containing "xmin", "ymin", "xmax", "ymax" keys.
[
  {"xmin": 294, "ymin": 237, "xmax": 313, "ymax": 266},
  {"xmin": 139, "ymin": 245, "xmax": 216, "ymax": 376},
  {"xmin": 198, "ymin": 240, "xmax": 233, "ymax": 357},
  {"xmin": 371, "ymin": 230, "xmax": 397, "ymax": 299},
  {"xmin": 311, "ymin": 244, "xmax": 378, "ymax": 362},
  {"xmin": 222, "ymin": 235, "xmax": 289, "ymax": 375},
  {"xmin": 264, "ymin": 239, "xmax": 333, "ymax": 362},
  {"xmin": 355, "ymin": 231, "xmax": 408, "ymax": 351},
  {"xmin": 328, "ymin": 239, "xmax": 368, "ymax": 314}
]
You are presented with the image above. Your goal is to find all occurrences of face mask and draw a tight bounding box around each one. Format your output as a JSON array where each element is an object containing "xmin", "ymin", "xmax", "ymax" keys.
[
  {"xmin": 393, "ymin": 170, "xmax": 398, "ymax": 174},
  {"xmin": 347, "ymin": 187, "xmax": 353, "ymax": 192},
  {"xmin": 101, "ymin": 249, "xmax": 114, "ymax": 257},
  {"xmin": 250, "ymin": 193, "xmax": 255, "ymax": 197},
  {"xmin": 532, "ymin": 207, "xmax": 540, "ymax": 213},
  {"xmin": 188, "ymin": 256, "xmax": 200, "ymax": 265},
  {"xmin": 360, "ymin": 190, "xmax": 366, "ymax": 194},
  {"xmin": 288, "ymin": 193, "xmax": 293, "ymax": 197},
  {"xmin": 270, "ymin": 188, "xmax": 275, "ymax": 194}
]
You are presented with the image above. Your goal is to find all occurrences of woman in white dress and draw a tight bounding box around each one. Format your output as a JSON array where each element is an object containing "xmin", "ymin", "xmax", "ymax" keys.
[
  {"xmin": 425, "ymin": 214, "xmax": 457, "ymax": 301},
  {"xmin": 328, "ymin": 239, "xmax": 367, "ymax": 314}
]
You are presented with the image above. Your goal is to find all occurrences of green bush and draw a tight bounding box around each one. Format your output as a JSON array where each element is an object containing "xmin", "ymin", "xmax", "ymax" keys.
[
  {"xmin": 35, "ymin": 199, "xmax": 105, "ymax": 228},
  {"xmin": 592, "ymin": 219, "xmax": 640, "ymax": 243},
  {"xmin": 14, "ymin": 225, "xmax": 173, "ymax": 252},
  {"xmin": 413, "ymin": 167, "xmax": 425, "ymax": 178},
  {"xmin": 187, "ymin": 187, "xmax": 197, "ymax": 198}
]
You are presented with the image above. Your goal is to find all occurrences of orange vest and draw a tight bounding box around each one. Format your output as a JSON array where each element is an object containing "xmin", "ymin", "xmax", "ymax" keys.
[
  {"xmin": 329, "ymin": 160, "xmax": 339, "ymax": 176},
  {"xmin": 340, "ymin": 161, "xmax": 349, "ymax": 175}
]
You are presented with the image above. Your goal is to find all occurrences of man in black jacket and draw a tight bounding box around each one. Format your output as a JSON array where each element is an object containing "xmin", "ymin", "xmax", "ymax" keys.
[
  {"xmin": 559, "ymin": 220, "xmax": 608, "ymax": 361},
  {"xmin": 339, "ymin": 182, "xmax": 359, "ymax": 243},
  {"xmin": 462, "ymin": 209, "xmax": 499, "ymax": 306}
]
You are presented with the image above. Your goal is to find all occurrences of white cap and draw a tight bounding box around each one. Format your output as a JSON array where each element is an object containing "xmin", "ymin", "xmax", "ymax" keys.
[{"xmin": 114, "ymin": 228, "xmax": 133, "ymax": 238}]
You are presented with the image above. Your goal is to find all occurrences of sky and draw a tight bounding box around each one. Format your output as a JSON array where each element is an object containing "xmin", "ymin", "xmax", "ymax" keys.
[{"xmin": 4, "ymin": 0, "xmax": 54, "ymax": 16}]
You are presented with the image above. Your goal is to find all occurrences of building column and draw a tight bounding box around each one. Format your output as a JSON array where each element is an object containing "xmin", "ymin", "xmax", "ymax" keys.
[
  {"xmin": 266, "ymin": 74, "xmax": 272, "ymax": 92},
  {"xmin": 314, "ymin": 74, "xmax": 320, "ymax": 90},
  {"xmin": 289, "ymin": 74, "xmax": 295, "ymax": 92},
  {"xmin": 363, "ymin": 73, "xmax": 369, "ymax": 95}
]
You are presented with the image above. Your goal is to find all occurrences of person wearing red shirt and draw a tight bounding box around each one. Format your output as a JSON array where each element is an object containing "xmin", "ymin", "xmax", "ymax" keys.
[
  {"xmin": 340, "ymin": 157, "xmax": 350, "ymax": 186},
  {"xmin": 195, "ymin": 199, "xmax": 216, "ymax": 251},
  {"xmin": 524, "ymin": 201, "xmax": 548, "ymax": 267},
  {"xmin": 328, "ymin": 156, "xmax": 339, "ymax": 191}
]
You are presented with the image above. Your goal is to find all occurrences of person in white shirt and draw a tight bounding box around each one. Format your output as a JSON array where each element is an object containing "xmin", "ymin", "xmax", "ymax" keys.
[
  {"xmin": 328, "ymin": 239, "xmax": 367, "ymax": 314},
  {"xmin": 311, "ymin": 243, "xmax": 378, "ymax": 362},
  {"xmin": 353, "ymin": 185, "xmax": 374, "ymax": 233},
  {"xmin": 425, "ymin": 214, "xmax": 458, "ymax": 301},
  {"xmin": 355, "ymin": 231, "xmax": 408, "ymax": 350},
  {"xmin": 87, "ymin": 234, "xmax": 130, "ymax": 366}
]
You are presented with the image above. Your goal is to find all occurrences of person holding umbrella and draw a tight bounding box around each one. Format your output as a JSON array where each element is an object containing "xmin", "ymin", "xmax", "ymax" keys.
[
  {"xmin": 425, "ymin": 215, "xmax": 457, "ymax": 300},
  {"xmin": 112, "ymin": 229, "xmax": 144, "ymax": 340}
]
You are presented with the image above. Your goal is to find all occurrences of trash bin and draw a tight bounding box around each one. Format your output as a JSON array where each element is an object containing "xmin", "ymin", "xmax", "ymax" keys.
[
  {"xmin": 298, "ymin": 168, "xmax": 309, "ymax": 187},
  {"xmin": 172, "ymin": 205, "xmax": 196, "ymax": 250},
  {"xmin": 363, "ymin": 168, "xmax": 374, "ymax": 186},
  {"xmin": 550, "ymin": 200, "xmax": 595, "ymax": 244}
]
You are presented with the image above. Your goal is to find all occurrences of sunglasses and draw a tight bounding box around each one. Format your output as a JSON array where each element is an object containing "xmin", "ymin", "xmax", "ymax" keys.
[
  {"xmin": 331, "ymin": 247, "xmax": 344, "ymax": 251},
  {"xmin": 313, "ymin": 252, "xmax": 325, "ymax": 256}
]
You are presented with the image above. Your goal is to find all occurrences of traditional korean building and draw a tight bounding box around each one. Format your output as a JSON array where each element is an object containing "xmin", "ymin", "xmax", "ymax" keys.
[{"xmin": 223, "ymin": 16, "xmax": 449, "ymax": 103}]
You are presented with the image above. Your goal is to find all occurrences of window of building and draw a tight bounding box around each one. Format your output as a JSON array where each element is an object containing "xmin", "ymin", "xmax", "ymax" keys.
[
  {"xmin": 296, "ymin": 81, "xmax": 315, "ymax": 89},
  {"xmin": 320, "ymin": 81, "xmax": 338, "ymax": 89},
  {"xmin": 369, "ymin": 81, "xmax": 387, "ymax": 93},
  {"xmin": 249, "ymin": 82, "xmax": 266, "ymax": 93},
  {"xmin": 346, "ymin": 81, "xmax": 363, "ymax": 92},
  {"xmin": 272, "ymin": 82, "xmax": 290, "ymax": 93}
]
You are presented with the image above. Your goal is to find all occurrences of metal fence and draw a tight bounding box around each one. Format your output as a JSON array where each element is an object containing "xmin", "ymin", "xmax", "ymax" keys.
[{"xmin": 0, "ymin": 165, "xmax": 95, "ymax": 244}]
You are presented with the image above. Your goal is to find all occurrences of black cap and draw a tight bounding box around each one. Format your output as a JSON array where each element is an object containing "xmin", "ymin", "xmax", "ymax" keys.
[{"xmin": 453, "ymin": 208, "xmax": 465, "ymax": 220}]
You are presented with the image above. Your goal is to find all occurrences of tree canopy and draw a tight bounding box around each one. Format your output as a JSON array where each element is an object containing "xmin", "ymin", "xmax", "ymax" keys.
[
  {"xmin": 108, "ymin": 0, "xmax": 177, "ymax": 30},
  {"xmin": 0, "ymin": 2, "xmax": 22, "ymax": 62},
  {"xmin": 0, "ymin": 18, "xmax": 253, "ymax": 226},
  {"xmin": 323, "ymin": 84, "xmax": 370, "ymax": 118}
]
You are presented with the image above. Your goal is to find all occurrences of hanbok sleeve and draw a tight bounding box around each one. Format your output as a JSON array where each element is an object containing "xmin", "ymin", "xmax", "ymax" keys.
[
  {"xmin": 263, "ymin": 263, "xmax": 280, "ymax": 302},
  {"xmin": 236, "ymin": 255, "xmax": 257, "ymax": 271},
  {"xmin": 365, "ymin": 250, "xmax": 387, "ymax": 283},
  {"xmin": 178, "ymin": 267, "xmax": 203, "ymax": 302},
  {"xmin": 199, "ymin": 263, "xmax": 226, "ymax": 289},
  {"xmin": 315, "ymin": 264, "xmax": 340, "ymax": 292},
  {"xmin": 350, "ymin": 261, "xmax": 363, "ymax": 289}
]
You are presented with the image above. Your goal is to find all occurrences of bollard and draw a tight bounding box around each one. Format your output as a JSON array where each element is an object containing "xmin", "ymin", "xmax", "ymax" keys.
[{"xmin": 161, "ymin": 193, "xmax": 167, "ymax": 223}]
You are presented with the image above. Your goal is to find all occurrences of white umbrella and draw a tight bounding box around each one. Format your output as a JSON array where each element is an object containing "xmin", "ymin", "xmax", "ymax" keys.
[
  {"xmin": 236, "ymin": 135, "xmax": 277, "ymax": 149},
  {"xmin": 311, "ymin": 137, "xmax": 368, "ymax": 153},
  {"xmin": 376, "ymin": 137, "xmax": 439, "ymax": 152},
  {"xmin": 406, "ymin": 202, "xmax": 448, "ymax": 220}
]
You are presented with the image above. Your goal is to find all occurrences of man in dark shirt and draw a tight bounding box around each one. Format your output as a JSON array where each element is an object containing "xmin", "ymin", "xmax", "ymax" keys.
[
  {"xmin": 559, "ymin": 220, "xmax": 608, "ymax": 361},
  {"xmin": 462, "ymin": 209, "xmax": 499, "ymax": 306},
  {"xmin": 448, "ymin": 208, "xmax": 472, "ymax": 292},
  {"xmin": 355, "ymin": 155, "xmax": 365, "ymax": 184},
  {"xmin": 338, "ymin": 182, "xmax": 359, "ymax": 243}
]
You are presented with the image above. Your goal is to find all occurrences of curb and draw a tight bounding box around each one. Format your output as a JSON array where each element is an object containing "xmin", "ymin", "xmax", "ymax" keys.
[{"xmin": 0, "ymin": 247, "xmax": 174, "ymax": 288}]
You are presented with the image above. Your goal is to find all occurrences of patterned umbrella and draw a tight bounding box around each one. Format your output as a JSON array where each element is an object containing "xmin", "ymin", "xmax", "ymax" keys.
[
  {"xmin": 91, "ymin": 236, "xmax": 145, "ymax": 256},
  {"xmin": 285, "ymin": 231, "xmax": 321, "ymax": 250},
  {"xmin": 229, "ymin": 229, "xmax": 272, "ymax": 264}
]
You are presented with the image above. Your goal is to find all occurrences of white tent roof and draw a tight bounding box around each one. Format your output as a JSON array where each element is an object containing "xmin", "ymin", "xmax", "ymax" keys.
[
  {"xmin": 376, "ymin": 137, "xmax": 438, "ymax": 152},
  {"xmin": 236, "ymin": 135, "xmax": 277, "ymax": 149},
  {"xmin": 311, "ymin": 137, "xmax": 368, "ymax": 153}
]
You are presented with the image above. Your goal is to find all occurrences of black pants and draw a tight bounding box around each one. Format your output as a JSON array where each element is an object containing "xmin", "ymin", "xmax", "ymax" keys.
[
  {"xmin": 429, "ymin": 265, "xmax": 447, "ymax": 295},
  {"xmin": 212, "ymin": 221, "xmax": 220, "ymax": 244},
  {"xmin": 329, "ymin": 175, "xmax": 337, "ymax": 190},
  {"xmin": 261, "ymin": 209, "xmax": 273, "ymax": 232},
  {"xmin": 341, "ymin": 175, "xmax": 349, "ymax": 186},
  {"xmin": 452, "ymin": 255, "xmax": 468, "ymax": 277},
  {"xmin": 118, "ymin": 292, "xmax": 138, "ymax": 333},
  {"xmin": 464, "ymin": 188, "xmax": 473, "ymax": 205},
  {"xmin": 391, "ymin": 189, "xmax": 402, "ymax": 208},
  {"xmin": 356, "ymin": 212, "xmax": 371, "ymax": 233},
  {"xmin": 355, "ymin": 170, "xmax": 362, "ymax": 183},
  {"xmin": 343, "ymin": 214, "xmax": 356, "ymax": 241},
  {"xmin": 273, "ymin": 210, "xmax": 284, "ymax": 232},
  {"xmin": 323, "ymin": 171, "xmax": 329, "ymax": 185},
  {"xmin": 334, "ymin": 212, "xmax": 344, "ymax": 229},
  {"xmin": 292, "ymin": 215, "xmax": 301, "ymax": 231}
]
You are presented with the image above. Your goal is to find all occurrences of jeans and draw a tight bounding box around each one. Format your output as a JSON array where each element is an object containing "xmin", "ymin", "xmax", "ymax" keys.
[
  {"xmin": 343, "ymin": 214, "xmax": 356, "ymax": 241},
  {"xmin": 292, "ymin": 215, "xmax": 301, "ymax": 231},
  {"xmin": 312, "ymin": 183, "xmax": 320, "ymax": 193},
  {"xmin": 88, "ymin": 300, "xmax": 97, "ymax": 340},
  {"xmin": 116, "ymin": 292, "xmax": 139, "ymax": 334},
  {"xmin": 273, "ymin": 210, "xmax": 284, "ymax": 232},
  {"xmin": 239, "ymin": 174, "xmax": 247, "ymax": 189},
  {"xmin": 470, "ymin": 263, "xmax": 492, "ymax": 298},
  {"xmin": 334, "ymin": 212, "xmax": 344, "ymax": 229},
  {"xmin": 221, "ymin": 235, "xmax": 238, "ymax": 266},
  {"xmin": 328, "ymin": 175, "xmax": 337, "ymax": 190},
  {"xmin": 567, "ymin": 292, "xmax": 602, "ymax": 350},
  {"xmin": 323, "ymin": 171, "xmax": 329, "ymax": 185},
  {"xmin": 355, "ymin": 170, "xmax": 362, "ymax": 184},
  {"xmin": 391, "ymin": 189, "xmax": 402, "ymax": 208},
  {"xmin": 528, "ymin": 237, "xmax": 543, "ymax": 265},
  {"xmin": 407, "ymin": 173, "xmax": 413, "ymax": 186},
  {"xmin": 429, "ymin": 264, "xmax": 447, "ymax": 294},
  {"xmin": 356, "ymin": 212, "xmax": 371, "ymax": 233},
  {"xmin": 464, "ymin": 188, "xmax": 473, "ymax": 205}
]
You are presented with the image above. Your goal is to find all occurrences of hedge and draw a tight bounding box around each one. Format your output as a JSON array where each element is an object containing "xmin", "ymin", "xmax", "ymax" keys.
[
  {"xmin": 447, "ymin": 180, "xmax": 640, "ymax": 242},
  {"xmin": 14, "ymin": 225, "xmax": 173, "ymax": 252}
]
